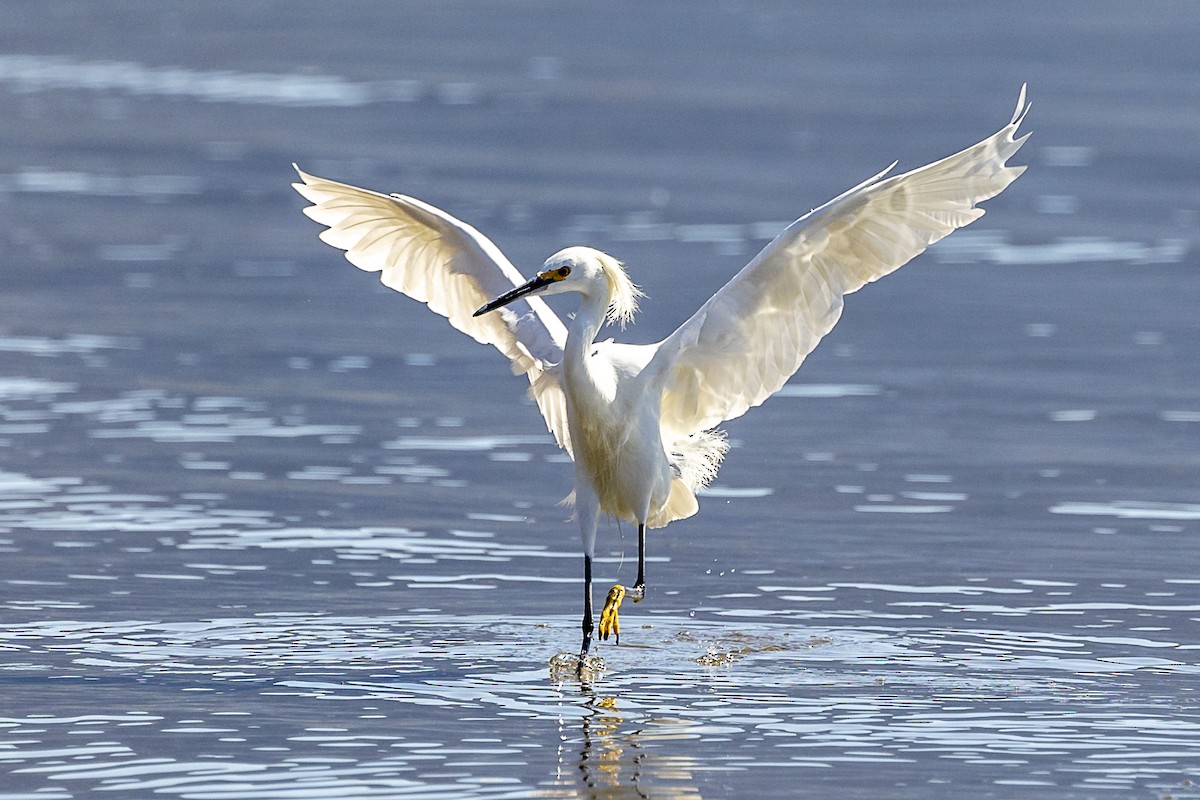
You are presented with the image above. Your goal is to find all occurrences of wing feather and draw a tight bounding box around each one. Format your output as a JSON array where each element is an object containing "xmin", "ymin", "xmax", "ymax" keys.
[
  {"xmin": 653, "ymin": 87, "xmax": 1031, "ymax": 437},
  {"xmin": 292, "ymin": 167, "xmax": 572, "ymax": 453}
]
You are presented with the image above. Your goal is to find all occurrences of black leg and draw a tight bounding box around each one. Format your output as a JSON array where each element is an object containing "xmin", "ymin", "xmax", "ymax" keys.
[
  {"xmin": 580, "ymin": 554, "xmax": 594, "ymax": 659},
  {"xmin": 633, "ymin": 523, "xmax": 646, "ymax": 601}
]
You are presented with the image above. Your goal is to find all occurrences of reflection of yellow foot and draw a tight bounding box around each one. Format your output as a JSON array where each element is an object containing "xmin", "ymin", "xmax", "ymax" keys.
[{"xmin": 598, "ymin": 584, "xmax": 626, "ymax": 643}]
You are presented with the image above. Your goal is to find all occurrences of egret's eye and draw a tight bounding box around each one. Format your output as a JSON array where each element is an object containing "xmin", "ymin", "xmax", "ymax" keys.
[{"xmin": 557, "ymin": 266, "xmax": 571, "ymax": 279}]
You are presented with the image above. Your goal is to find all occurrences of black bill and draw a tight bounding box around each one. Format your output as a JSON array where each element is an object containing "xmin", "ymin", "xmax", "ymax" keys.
[{"xmin": 473, "ymin": 274, "xmax": 554, "ymax": 317}]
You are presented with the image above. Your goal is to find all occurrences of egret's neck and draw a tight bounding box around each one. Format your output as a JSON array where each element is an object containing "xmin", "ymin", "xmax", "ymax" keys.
[{"xmin": 563, "ymin": 289, "xmax": 611, "ymax": 386}]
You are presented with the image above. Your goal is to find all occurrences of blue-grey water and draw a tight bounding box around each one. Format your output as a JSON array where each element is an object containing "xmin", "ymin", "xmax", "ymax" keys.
[{"xmin": 2, "ymin": 3, "xmax": 1198, "ymax": 798}]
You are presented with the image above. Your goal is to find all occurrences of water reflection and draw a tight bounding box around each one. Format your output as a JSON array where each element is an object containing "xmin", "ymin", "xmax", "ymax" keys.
[
  {"xmin": 0, "ymin": 333, "xmax": 138, "ymax": 356},
  {"xmin": 1050, "ymin": 501, "xmax": 1200, "ymax": 521},
  {"xmin": 931, "ymin": 230, "xmax": 1189, "ymax": 265},
  {"xmin": 0, "ymin": 53, "xmax": 417, "ymax": 108},
  {"xmin": 542, "ymin": 696, "xmax": 705, "ymax": 799}
]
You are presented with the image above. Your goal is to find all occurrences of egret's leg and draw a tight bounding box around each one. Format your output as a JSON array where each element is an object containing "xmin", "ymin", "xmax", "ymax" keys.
[
  {"xmin": 580, "ymin": 553, "xmax": 594, "ymax": 658},
  {"xmin": 632, "ymin": 523, "xmax": 647, "ymax": 602},
  {"xmin": 576, "ymin": 483, "xmax": 600, "ymax": 659}
]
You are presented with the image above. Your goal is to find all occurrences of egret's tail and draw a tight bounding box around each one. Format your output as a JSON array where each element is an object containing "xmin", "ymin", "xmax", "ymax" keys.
[
  {"xmin": 671, "ymin": 428, "xmax": 729, "ymax": 490},
  {"xmin": 649, "ymin": 429, "xmax": 729, "ymax": 528}
]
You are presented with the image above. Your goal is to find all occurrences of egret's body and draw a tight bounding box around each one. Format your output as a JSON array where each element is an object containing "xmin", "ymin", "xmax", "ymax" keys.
[{"xmin": 293, "ymin": 87, "xmax": 1031, "ymax": 660}]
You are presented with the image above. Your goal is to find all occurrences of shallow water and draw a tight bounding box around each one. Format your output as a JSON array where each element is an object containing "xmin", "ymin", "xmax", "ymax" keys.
[
  {"xmin": 4, "ymin": 510, "xmax": 1199, "ymax": 799},
  {"xmin": 3, "ymin": 2, "xmax": 1199, "ymax": 798}
]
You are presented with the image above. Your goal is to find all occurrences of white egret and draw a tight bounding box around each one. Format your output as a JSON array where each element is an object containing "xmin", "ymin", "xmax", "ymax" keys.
[{"xmin": 293, "ymin": 86, "xmax": 1030, "ymax": 661}]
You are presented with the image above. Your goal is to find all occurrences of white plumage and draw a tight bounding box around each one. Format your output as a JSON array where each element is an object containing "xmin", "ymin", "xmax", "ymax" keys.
[{"xmin": 293, "ymin": 86, "xmax": 1030, "ymax": 661}]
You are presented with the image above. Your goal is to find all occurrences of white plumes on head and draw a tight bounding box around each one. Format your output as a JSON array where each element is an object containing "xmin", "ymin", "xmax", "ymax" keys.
[{"xmin": 593, "ymin": 251, "xmax": 644, "ymax": 328}]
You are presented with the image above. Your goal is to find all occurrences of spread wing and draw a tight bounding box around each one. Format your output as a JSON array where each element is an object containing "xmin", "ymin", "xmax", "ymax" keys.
[
  {"xmin": 653, "ymin": 86, "xmax": 1031, "ymax": 437},
  {"xmin": 292, "ymin": 167, "xmax": 572, "ymax": 453}
]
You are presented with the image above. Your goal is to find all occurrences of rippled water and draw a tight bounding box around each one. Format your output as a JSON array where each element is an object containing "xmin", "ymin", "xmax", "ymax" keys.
[
  {"xmin": 4, "ymin": 556, "xmax": 1199, "ymax": 799},
  {"xmin": 2, "ymin": 422, "xmax": 1197, "ymax": 800},
  {"xmin": 4, "ymin": 2, "xmax": 1200, "ymax": 798}
]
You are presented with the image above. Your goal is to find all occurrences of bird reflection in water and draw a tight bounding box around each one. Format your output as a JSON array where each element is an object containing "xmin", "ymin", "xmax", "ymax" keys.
[{"xmin": 542, "ymin": 694, "xmax": 704, "ymax": 800}]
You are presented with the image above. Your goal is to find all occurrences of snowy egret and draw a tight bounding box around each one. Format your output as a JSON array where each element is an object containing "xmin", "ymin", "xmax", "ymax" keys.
[{"xmin": 293, "ymin": 86, "xmax": 1030, "ymax": 661}]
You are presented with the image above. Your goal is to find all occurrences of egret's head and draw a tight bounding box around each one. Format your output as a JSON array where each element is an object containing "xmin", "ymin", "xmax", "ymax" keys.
[{"xmin": 473, "ymin": 246, "xmax": 643, "ymax": 326}]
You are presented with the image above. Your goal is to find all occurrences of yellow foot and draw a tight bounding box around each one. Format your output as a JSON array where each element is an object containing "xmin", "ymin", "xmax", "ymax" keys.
[{"xmin": 598, "ymin": 584, "xmax": 626, "ymax": 643}]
